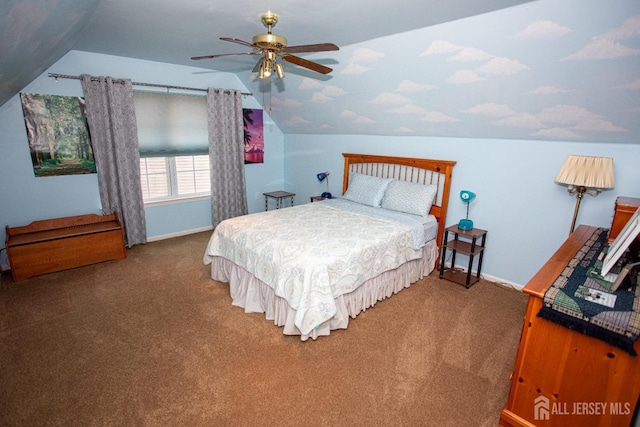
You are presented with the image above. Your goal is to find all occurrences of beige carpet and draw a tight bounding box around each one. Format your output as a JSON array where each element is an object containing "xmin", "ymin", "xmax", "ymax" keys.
[{"xmin": 0, "ymin": 231, "xmax": 527, "ymax": 426}]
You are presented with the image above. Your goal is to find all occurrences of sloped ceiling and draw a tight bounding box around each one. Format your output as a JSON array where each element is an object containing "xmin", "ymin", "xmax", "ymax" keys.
[{"xmin": 2, "ymin": 0, "xmax": 639, "ymax": 144}]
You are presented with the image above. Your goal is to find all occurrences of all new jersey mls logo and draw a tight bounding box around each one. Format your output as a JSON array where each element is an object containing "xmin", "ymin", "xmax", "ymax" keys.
[{"xmin": 534, "ymin": 396, "xmax": 550, "ymax": 421}]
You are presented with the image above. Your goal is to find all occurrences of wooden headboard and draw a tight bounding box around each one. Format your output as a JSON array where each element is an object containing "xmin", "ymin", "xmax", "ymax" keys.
[{"xmin": 342, "ymin": 153, "xmax": 456, "ymax": 247}]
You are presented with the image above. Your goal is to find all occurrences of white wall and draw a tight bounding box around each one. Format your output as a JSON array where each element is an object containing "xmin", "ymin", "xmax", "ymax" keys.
[
  {"xmin": 284, "ymin": 134, "xmax": 640, "ymax": 287},
  {"xmin": 0, "ymin": 50, "xmax": 285, "ymax": 247}
]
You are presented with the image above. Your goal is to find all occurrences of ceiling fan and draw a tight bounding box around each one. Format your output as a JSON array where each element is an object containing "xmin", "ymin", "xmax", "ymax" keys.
[{"xmin": 191, "ymin": 13, "xmax": 339, "ymax": 79}]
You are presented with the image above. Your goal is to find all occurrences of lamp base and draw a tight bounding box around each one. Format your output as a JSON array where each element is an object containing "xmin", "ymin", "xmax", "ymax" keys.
[{"xmin": 458, "ymin": 219, "xmax": 474, "ymax": 230}]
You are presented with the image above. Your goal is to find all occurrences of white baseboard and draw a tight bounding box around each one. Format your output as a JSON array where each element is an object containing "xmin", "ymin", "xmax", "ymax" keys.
[
  {"xmin": 442, "ymin": 261, "xmax": 524, "ymax": 291},
  {"xmin": 146, "ymin": 226, "xmax": 213, "ymax": 243}
]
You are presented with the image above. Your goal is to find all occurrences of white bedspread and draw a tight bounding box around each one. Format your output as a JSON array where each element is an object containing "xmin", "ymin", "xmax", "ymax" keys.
[{"xmin": 203, "ymin": 202, "xmax": 428, "ymax": 335}]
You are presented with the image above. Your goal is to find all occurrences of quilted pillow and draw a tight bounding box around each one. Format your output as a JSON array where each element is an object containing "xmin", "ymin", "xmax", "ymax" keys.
[
  {"xmin": 381, "ymin": 180, "xmax": 438, "ymax": 216},
  {"xmin": 343, "ymin": 173, "xmax": 393, "ymax": 207}
]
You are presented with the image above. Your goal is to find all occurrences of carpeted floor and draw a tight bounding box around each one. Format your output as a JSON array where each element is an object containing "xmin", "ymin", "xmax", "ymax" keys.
[{"xmin": 0, "ymin": 231, "xmax": 527, "ymax": 426}]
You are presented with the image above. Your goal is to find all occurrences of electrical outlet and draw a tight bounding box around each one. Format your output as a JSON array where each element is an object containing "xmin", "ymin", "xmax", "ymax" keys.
[{"xmin": 255, "ymin": 192, "xmax": 260, "ymax": 200}]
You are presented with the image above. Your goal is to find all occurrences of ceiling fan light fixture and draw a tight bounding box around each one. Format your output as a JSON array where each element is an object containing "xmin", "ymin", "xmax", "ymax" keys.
[
  {"xmin": 263, "ymin": 58, "xmax": 273, "ymax": 78},
  {"xmin": 258, "ymin": 61, "xmax": 267, "ymax": 79},
  {"xmin": 274, "ymin": 61, "xmax": 285, "ymax": 78}
]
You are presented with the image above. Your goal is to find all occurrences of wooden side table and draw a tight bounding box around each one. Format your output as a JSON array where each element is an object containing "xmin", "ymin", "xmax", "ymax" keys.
[
  {"xmin": 439, "ymin": 224, "xmax": 487, "ymax": 288},
  {"xmin": 310, "ymin": 196, "xmax": 325, "ymax": 202},
  {"xmin": 264, "ymin": 191, "xmax": 295, "ymax": 211}
]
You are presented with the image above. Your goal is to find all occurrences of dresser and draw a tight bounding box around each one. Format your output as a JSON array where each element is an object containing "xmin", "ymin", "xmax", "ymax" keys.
[
  {"xmin": 499, "ymin": 225, "xmax": 640, "ymax": 427},
  {"xmin": 609, "ymin": 196, "xmax": 640, "ymax": 243}
]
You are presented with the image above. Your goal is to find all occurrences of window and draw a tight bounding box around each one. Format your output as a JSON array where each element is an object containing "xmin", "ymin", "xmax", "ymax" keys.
[
  {"xmin": 134, "ymin": 91, "xmax": 211, "ymax": 204},
  {"xmin": 140, "ymin": 155, "xmax": 210, "ymax": 203}
]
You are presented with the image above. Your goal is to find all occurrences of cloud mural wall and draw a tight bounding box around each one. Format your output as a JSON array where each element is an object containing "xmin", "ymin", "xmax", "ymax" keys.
[{"xmin": 254, "ymin": 0, "xmax": 640, "ymax": 144}]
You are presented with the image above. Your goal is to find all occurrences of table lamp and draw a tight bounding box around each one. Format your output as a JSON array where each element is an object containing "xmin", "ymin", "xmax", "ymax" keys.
[
  {"xmin": 458, "ymin": 190, "xmax": 476, "ymax": 230},
  {"xmin": 317, "ymin": 171, "xmax": 332, "ymax": 198}
]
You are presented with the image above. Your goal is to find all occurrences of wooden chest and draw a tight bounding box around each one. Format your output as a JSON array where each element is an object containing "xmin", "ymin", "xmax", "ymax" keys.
[{"xmin": 5, "ymin": 213, "xmax": 126, "ymax": 282}]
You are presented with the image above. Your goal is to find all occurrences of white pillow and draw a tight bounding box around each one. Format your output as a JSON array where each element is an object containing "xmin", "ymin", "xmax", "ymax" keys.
[
  {"xmin": 381, "ymin": 180, "xmax": 437, "ymax": 216},
  {"xmin": 343, "ymin": 173, "xmax": 392, "ymax": 207}
]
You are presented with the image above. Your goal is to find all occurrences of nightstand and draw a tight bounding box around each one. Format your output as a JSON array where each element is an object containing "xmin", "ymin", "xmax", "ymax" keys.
[
  {"xmin": 310, "ymin": 196, "xmax": 325, "ymax": 202},
  {"xmin": 264, "ymin": 191, "xmax": 295, "ymax": 211},
  {"xmin": 439, "ymin": 225, "xmax": 487, "ymax": 288}
]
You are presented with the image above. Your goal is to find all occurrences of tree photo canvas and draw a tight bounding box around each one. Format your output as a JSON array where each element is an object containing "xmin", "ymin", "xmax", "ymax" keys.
[{"xmin": 20, "ymin": 93, "xmax": 95, "ymax": 177}]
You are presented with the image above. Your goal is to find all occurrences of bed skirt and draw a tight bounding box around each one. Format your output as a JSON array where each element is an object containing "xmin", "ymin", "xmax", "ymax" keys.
[{"xmin": 209, "ymin": 240, "xmax": 439, "ymax": 341}]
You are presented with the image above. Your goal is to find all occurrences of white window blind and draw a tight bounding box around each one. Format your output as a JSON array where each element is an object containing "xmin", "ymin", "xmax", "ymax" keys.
[{"xmin": 133, "ymin": 91, "xmax": 208, "ymax": 157}]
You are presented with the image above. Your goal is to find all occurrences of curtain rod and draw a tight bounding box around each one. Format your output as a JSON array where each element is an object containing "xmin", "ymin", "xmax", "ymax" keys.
[{"xmin": 48, "ymin": 73, "xmax": 252, "ymax": 96}]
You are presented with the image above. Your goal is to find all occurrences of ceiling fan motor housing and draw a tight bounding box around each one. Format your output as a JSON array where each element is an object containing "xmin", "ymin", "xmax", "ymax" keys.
[{"xmin": 252, "ymin": 33, "xmax": 287, "ymax": 51}]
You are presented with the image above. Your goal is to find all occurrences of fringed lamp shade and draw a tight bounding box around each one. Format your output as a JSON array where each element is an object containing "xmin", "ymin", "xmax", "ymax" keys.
[{"xmin": 555, "ymin": 155, "xmax": 614, "ymax": 234}]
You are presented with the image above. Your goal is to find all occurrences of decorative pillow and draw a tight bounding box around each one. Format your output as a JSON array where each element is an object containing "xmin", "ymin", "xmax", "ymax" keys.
[
  {"xmin": 343, "ymin": 173, "xmax": 393, "ymax": 207},
  {"xmin": 381, "ymin": 180, "xmax": 438, "ymax": 216}
]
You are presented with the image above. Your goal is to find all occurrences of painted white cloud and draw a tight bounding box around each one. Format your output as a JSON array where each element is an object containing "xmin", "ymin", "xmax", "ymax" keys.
[
  {"xmin": 340, "ymin": 110, "xmax": 357, "ymax": 118},
  {"xmin": 537, "ymin": 105, "xmax": 600, "ymax": 124},
  {"xmin": 492, "ymin": 113, "xmax": 545, "ymax": 129},
  {"xmin": 311, "ymin": 92, "xmax": 332, "ymax": 103},
  {"xmin": 572, "ymin": 119, "xmax": 627, "ymax": 133},
  {"xmin": 528, "ymin": 86, "xmax": 569, "ymax": 95},
  {"xmin": 370, "ymin": 92, "xmax": 412, "ymax": 105},
  {"xmin": 565, "ymin": 15, "xmax": 640, "ymax": 60},
  {"xmin": 395, "ymin": 127, "xmax": 415, "ymax": 133},
  {"xmin": 421, "ymin": 111, "xmax": 459, "ymax": 123},
  {"xmin": 476, "ymin": 57, "xmax": 529, "ymax": 76},
  {"xmin": 565, "ymin": 39, "xmax": 640, "ymax": 60},
  {"xmin": 310, "ymin": 85, "xmax": 347, "ymax": 103},
  {"xmin": 448, "ymin": 47, "xmax": 494, "ymax": 62},
  {"xmin": 512, "ymin": 20, "xmax": 572, "ymax": 40},
  {"xmin": 284, "ymin": 116, "xmax": 311, "ymax": 127},
  {"xmin": 395, "ymin": 80, "xmax": 436, "ymax": 93},
  {"xmin": 615, "ymin": 79, "xmax": 640, "ymax": 90},
  {"xmin": 349, "ymin": 47, "xmax": 385, "ymax": 63},
  {"xmin": 446, "ymin": 70, "xmax": 485, "ymax": 84},
  {"xmin": 341, "ymin": 63, "xmax": 370, "ymax": 75},
  {"xmin": 353, "ymin": 115, "xmax": 376, "ymax": 124},
  {"xmin": 463, "ymin": 103, "xmax": 516, "ymax": 117},
  {"xmin": 533, "ymin": 128, "xmax": 582, "ymax": 139},
  {"xmin": 600, "ymin": 14, "xmax": 640, "ymax": 41},
  {"xmin": 341, "ymin": 47, "xmax": 385, "ymax": 75},
  {"xmin": 387, "ymin": 104, "xmax": 428, "ymax": 115},
  {"xmin": 420, "ymin": 40, "xmax": 461, "ymax": 56},
  {"xmin": 298, "ymin": 78, "xmax": 323, "ymax": 90},
  {"xmin": 322, "ymin": 85, "xmax": 347, "ymax": 97}
]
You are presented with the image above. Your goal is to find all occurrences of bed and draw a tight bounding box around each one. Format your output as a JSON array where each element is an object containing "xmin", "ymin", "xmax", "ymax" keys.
[{"xmin": 204, "ymin": 153, "xmax": 456, "ymax": 340}]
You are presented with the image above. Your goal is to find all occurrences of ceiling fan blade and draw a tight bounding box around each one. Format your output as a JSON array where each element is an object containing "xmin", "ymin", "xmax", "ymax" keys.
[
  {"xmin": 282, "ymin": 54, "xmax": 333, "ymax": 74},
  {"xmin": 191, "ymin": 52, "xmax": 258, "ymax": 60},
  {"xmin": 220, "ymin": 37, "xmax": 257, "ymax": 49},
  {"xmin": 252, "ymin": 58, "xmax": 262, "ymax": 73},
  {"xmin": 283, "ymin": 43, "xmax": 339, "ymax": 54}
]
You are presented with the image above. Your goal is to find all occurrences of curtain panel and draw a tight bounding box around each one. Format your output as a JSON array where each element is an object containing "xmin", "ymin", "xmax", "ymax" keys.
[
  {"xmin": 81, "ymin": 75, "xmax": 147, "ymax": 247},
  {"xmin": 207, "ymin": 89, "xmax": 248, "ymax": 227}
]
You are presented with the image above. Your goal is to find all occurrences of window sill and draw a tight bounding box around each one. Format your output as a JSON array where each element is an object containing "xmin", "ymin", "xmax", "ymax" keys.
[{"xmin": 144, "ymin": 194, "xmax": 209, "ymax": 208}]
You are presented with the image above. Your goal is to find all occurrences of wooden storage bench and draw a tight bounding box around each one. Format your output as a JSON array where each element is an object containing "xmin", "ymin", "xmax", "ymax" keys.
[{"xmin": 5, "ymin": 213, "xmax": 127, "ymax": 282}]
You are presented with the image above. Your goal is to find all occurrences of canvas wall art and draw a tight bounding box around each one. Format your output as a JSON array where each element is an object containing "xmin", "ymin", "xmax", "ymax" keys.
[
  {"xmin": 243, "ymin": 108, "xmax": 264, "ymax": 164},
  {"xmin": 20, "ymin": 93, "xmax": 95, "ymax": 177}
]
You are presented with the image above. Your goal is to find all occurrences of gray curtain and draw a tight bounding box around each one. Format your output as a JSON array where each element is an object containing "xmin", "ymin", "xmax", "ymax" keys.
[
  {"xmin": 207, "ymin": 88, "xmax": 248, "ymax": 227},
  {"xmin": 81, "ymin": 75, "xmax": 147, "ymax": 247}
]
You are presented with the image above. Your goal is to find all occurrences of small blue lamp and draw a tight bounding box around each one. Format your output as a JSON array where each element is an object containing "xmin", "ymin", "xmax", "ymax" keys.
[
  {"xmin": 458, "ymin": 190, "xmax": 476, "ymax": 230},
  {"xmin": 317, "ymin": 171, "xmax": 332, "ymax": 199}
]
